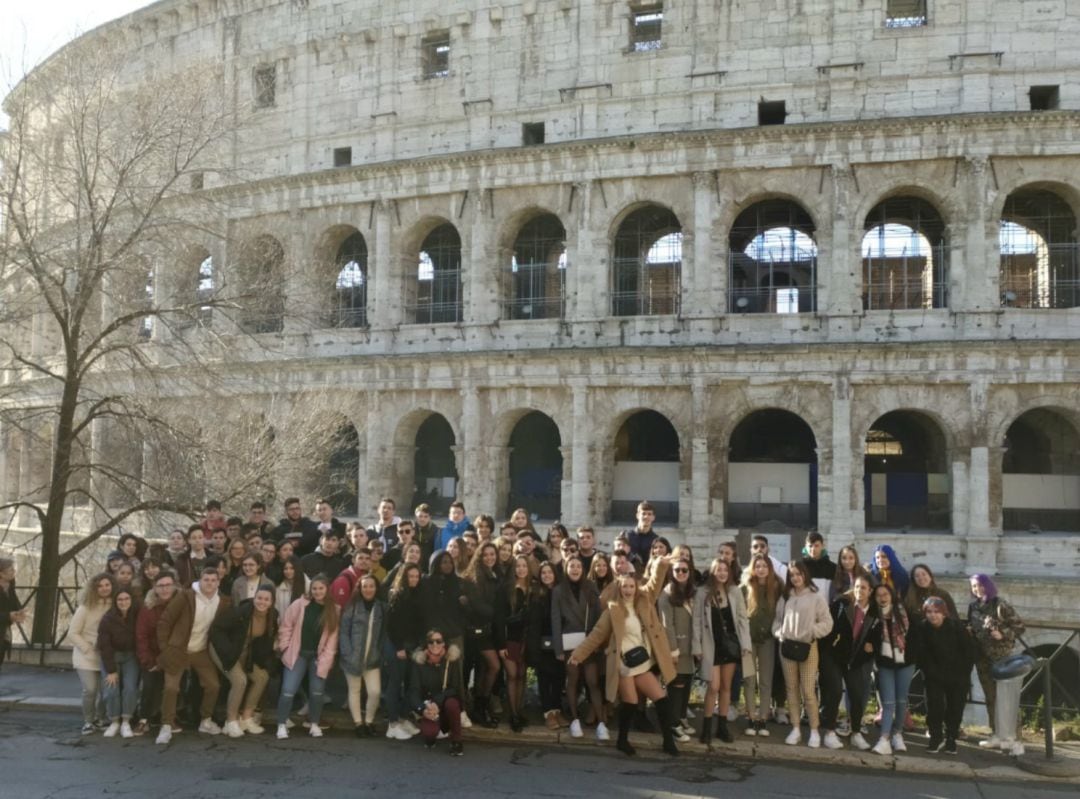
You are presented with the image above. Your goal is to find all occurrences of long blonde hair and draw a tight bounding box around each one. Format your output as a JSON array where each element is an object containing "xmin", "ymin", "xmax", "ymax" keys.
[{"xmin": 741, "ymin": 555, "xmax": 782, "ymax": 617}]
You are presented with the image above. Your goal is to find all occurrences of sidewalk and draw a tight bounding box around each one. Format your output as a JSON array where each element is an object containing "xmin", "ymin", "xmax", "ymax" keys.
[{"xmin": 2, "ymin": 662, "xmax": 1077, "ymax": 783}]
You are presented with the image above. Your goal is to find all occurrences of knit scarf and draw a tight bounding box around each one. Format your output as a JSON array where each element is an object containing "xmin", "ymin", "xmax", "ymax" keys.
[{"xmin": 880, "ymin": 604, "xmax": 908, "ymax": 662}]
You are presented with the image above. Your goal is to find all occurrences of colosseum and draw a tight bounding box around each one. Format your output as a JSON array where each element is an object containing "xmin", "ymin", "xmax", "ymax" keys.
[{"xmin": 3, "ymin": 0, "xmax": 1080, "ymax": 648}]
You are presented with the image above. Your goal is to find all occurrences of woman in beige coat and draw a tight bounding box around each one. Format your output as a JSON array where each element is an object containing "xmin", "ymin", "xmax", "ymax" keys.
[
  {"xmin": 569, "ymin": 555, "xmax": 678, "ymax": 756},
  {"xmin": 70, "ymin": 573, "xmax": 115, "ymax": 735}
]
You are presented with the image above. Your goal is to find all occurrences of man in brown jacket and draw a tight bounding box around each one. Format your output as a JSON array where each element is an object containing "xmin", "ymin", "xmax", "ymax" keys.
[{"xmin": 155, "ymin": 566, "xmax": 231, "ymax": 745}]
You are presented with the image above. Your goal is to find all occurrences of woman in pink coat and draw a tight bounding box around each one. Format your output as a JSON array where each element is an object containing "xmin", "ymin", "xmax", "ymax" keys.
[{"xmin": 275, "ymin": 575, "xmax": 340, "ymax": 739}]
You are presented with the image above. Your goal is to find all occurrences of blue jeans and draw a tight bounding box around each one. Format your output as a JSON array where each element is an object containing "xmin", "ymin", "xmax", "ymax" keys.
[
  {"xmin": 877, "ymin": 663, "xmax": 915, "ymax": 737},
  {"xmin": 101, "ymin": 651, "xmax": 140, "ymax": 720},
  {"xmin": 277, "ymin": 655, "xmax": 326, "ymax": 725},
  {"xmin": 381, "ymin": 639, "xmax": 409, "ymax": 723}
]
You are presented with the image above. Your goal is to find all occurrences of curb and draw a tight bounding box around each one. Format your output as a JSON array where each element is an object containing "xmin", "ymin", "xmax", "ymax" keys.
[{"xmin": 5, "ymin": 694, "xmax": 1077, "ymax": 784}]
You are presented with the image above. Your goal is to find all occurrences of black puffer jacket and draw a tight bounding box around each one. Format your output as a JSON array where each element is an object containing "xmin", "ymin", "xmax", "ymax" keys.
[
  {"xmin": 412, "ymin": 643, "xmax": 464, "ymax": 708},
  {"xmin": 209, "ymin": 600, "xmax": 279, "ymax": 673},
  {"xmin": 918, "ymin": 616, "xmax": 976, "ymax": 686},
  {"xmin": 462, "ymin": 568, "xmax": 502, "ymax": 636},
  {"xmin": 387, "ymin": 585, "xmax": 426, "ymax": 653},
  {"xmin": 822, "ymin": 597, "xmax": 880, "ymax": 669}
]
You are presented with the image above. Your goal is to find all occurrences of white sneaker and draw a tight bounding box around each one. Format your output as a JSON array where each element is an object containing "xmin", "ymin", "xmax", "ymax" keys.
[
  {"xmin": 686, "ymin": 707, "xmax": 696, "ymax": 719},
  {"xmin": 596, "ymin": 722, "xmax": 610, "ymax": 742},
  {"xmin": 569, "ymin": 719, "xmax": 583, "ymax": 738},
  {"xmin": 836, "ymin": 718, "xmax": 851, "ymax": 737},
  {"xmin": 891, "ymin": 733, "xmax": 907, "ymax": 752},
  {"xmin": 851, "ymin": 732, "xmax": 871, "ymax": 751},
  {"xmin": 120, "ymin": 721, "xmax": 134, "ymax": 739},
  {"xmin": 775, "ymin": 709, "xmax": 790, "ymax": 726},
  {"xmin": 224, "ymin": 720, "xmax": 244, "ymax": 738},
  {"xmin": 285, "ymin": 718, "xmax": 296, "ymax": 729},
  {"xmin": 437, "ymin": 730, "xmax": 449, "ymax": 739},
  {"xmin": 872, "ymin": 737, "xmax": 893, "ymax": 756},
  {"xmin": 103, "ymin": 721, "xmax": 120, "ymax": 738},
  {"xmin": 678, "ymin": 720, "xmax": 695, "ymax": 737},
  {"xmin": 1005, "ymin": 740, "xmax": 1025, "ymax": 756},
  {"xmin": 671, "ymin": 726, "xmax": 691, "ymax": 743},
  {"xmin": 727, "ymin": 705, "xmax": 738, "ymax": 722},
  {"xmin": 823, "ymin": 731, "xmax": 843, "ymax": 750},
  {"xmin": 979, "ymin": 734, "xmax": 1002, "ymax": 749},
  {"xmin": 785, "ymin": 728, "xmax": 801, "ymax": 746},
  {"xmin": 808, "ymin": 729, "xmax": 821, "ymax": 748},
  {"xmin": 276, "ymin": 724, "xmax": 289, "ymax": 740},
  {"xmin": 387, "ymin": 722, "xmax": 412, "ymax": 741},
  {"xmin": 460, "ymin": 711, "xmax": 473, "ymax": 729},
  {"xmin": 309, "ymin": 724, "xmax": 324, "ymax": 738},
  {"xmin": 745, "ymin": 722, "xmax": 758, "ymax": 737},
  {"xmin": 155, "ymin": 725, "xmax": 173, "ymax": 745},
  {"xmin": 401, "ymin": 718, "xmax": 420, "ymax": 736},
  {"xmin": 198, "ymin": 718, "xmax": 222, "ymax": 735},
  {"xmin": 240, "ymin": 718, "xmax": 265, "ymax": 735}
]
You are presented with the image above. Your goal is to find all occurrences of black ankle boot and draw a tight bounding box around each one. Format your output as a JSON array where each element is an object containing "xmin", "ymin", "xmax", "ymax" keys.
[
  {"xmin": 699, "ymin": 716, "xmax": 714, "ymax": 745},
  {"xmin": 616, "ymin": 703, "xmax": 637, "ymax": 756},
  {"xmin": 715, "ymin": 716, "xmax": 733, "ymax": 743},
  {"xmin": 654, "ymin": 696, "xmax": 680, "ymax": 756}
]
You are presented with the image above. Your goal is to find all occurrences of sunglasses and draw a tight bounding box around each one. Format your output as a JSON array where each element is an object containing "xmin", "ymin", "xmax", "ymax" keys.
[
  {"xmin": 673, "ymin": 567, "xmax": 690, "ymax": 575},
  {"xmin": 427, "ymin": 638, "xmax": 445, "ymax": 646}
]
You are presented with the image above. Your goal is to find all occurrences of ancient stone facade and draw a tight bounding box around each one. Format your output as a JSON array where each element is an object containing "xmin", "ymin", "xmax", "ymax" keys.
[{"xmin": 3, "ymin": 0, "xmax": 1080, "ymax": 599}]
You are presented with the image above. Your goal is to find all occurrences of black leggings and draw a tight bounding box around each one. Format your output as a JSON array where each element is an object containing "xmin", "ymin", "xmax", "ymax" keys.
[
  {"xmin": 668, "ymin": 674, "xmax": 692, "ymax": 722},
  {"xmin": 535, "ymin": 653, "xmax": 565, "ymax": 713}
]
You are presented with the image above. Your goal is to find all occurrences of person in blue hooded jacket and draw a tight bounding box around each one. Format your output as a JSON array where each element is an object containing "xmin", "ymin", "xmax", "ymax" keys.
[{"xmin": 435, "ymin": 501, "xmax": 475, "ymax": 551}]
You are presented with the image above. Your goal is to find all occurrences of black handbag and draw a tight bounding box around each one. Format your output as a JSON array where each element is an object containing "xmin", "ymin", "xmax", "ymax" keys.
[
  {"xmin": 718, "ymin": 630, "xmax": 740, "ymax": 661},
  {"xmin": 781, "ymin": 639, "xmax": 812, "ymax": 662},
  {"xmin": 621, "ymin": 646, "xmax": 650, "ymax": 668}
]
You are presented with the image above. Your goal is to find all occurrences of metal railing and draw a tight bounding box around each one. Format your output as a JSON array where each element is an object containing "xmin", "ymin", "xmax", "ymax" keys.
[{"xmin": 9, "ymin": 585, "xmax": 83, "ymax": 663}]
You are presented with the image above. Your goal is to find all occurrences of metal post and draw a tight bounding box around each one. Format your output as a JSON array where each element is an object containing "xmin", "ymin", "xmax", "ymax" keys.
[{"xmin": 1042, "ymin": 657, "xmax": 1053, "ymax": 760}]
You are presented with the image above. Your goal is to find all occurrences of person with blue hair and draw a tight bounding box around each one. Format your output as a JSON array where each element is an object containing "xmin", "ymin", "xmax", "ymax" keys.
[{"xmin": 869, "ymin": 544, "xmax": 909, "ymax": 598}]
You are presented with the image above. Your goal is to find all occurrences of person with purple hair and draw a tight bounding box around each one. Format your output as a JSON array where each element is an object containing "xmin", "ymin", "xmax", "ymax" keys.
[
  {"xmin": 868, "ymin": 545, "xmax": 909, "ymax": 598},
  {"xmin": 968, "ymin": 573, "xmax": 1026, "ymax": 755}
]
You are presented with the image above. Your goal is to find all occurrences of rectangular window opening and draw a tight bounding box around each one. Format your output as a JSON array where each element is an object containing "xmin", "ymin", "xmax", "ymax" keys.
[
  {"xmin": 885, "ymin": 0, "xmax": 928, "ymax": 28},
  {"xmin": 333, "ymin": 146, "xmax": 353, "ymax": 167},
  {"xmin": 522, "ymin": 122, "xmax": 545, "ymax": 146},
  {"xmin": 758, "ymin": 100, "xmax": 786, "ymax": 126},
  {"xmin": 631, "ymin": 4, "xmax": 663, "ymax": 52},
  {"xmin": 422, "ymin": 32, "xmax": 451, "ymax": 79},
  {"xmin": 190, "ymin": 172, "xmax": 204, "ymax": 191},
  {"xmin": 253, "ymin": 64, "xmax": 276, "ymax": 108},
  {"xmin": 1029, "ymin": 85, "xmax": 1060, "ymax": 111}
]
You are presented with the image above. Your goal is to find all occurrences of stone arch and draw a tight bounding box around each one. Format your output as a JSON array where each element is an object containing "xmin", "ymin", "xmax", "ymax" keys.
[
  {"xmin": 861, "ymin": 194, "xmax": 950, "ymax": 311},
  {"xmin": 727, "ymin": 197, "xmax": 818, "ymax": 314},
  {"xmin": 391, "ymin": 408, "xmax": 460, "ymax": 516},
  {"xmin": 499, "ymin": 209, "xmax": 568, "ymax": 320},
  {"xmin": 854, "ymin": 183, "xmax": 957, "ymax": 232},
  {"xmin": 497, "ymin": 409, "xmax": 564, "ymax": 520},
  {"xmin": 609, "ymin": 203, "xmax": 683, "ymax": 317},
  {"xmin": 997, "ymin": 183, "xmax": 1080, "ymax": 309},
  {"xmin": 401, "ymin": 219, "xmax": 462, "ymax": 324},
  {"xmin": 314, "ymin": 224, "xmax": 369, "ymax": 328},
  {"xmin": 863, "ymin": 409, "xmax": 952, "ymax": 532},
  {"xmin": 726, "ymin": 408, "xmax": 818, "ymax": 530},
  {"xmin": 1001, "ymin": 407, "xmax": 1080, "ymax": 532},
  {"xmin": 609, "ymin": 408, "xmax": 682, "ymax": 524}
]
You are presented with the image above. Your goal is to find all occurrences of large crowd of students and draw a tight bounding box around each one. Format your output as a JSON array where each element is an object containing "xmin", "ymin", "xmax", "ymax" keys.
[{"xmin": 0, "ymin": 496, "xmax": 1029, "ymax": 758}]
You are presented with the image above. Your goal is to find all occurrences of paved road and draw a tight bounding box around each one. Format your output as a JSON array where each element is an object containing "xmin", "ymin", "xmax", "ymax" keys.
[{"xmin": 0, "ymin": 709, "xmax": 1075, "ymax": 799}]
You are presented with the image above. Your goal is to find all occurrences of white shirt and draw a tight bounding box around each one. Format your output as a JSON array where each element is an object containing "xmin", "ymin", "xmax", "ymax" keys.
[{"xmin": 188, "ymin": 590, "xmax": 219, "ymax": 652}]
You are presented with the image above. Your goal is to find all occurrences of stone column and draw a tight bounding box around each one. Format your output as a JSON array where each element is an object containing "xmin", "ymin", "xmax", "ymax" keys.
[
  {"xmin": 364, "ymin": 406, "xmax": 396, "ymax": 516},
  {"xmin": 282, "ymin": 211, "xmax": 312, "ymax": 335},
  {"xmin": 371, "ymin": 200, "xmax": 400, "ymax": 328},
  {"xmin": 710, "ymin": 443, "xmax": 728, "ymax": 529},
  {"xmin": 830, "ymin": 377, "xmax": 856, "ymax": 546},
  {"xmin": 465, "ymin": 191, "xmax": 498, "ymax": 325},
  {"xmin": 956, "ymin": 156, "xmax": 996, "ymax": 312},
  {"xmin": 569, "ymin": 181, "xmax": 605, "ymax": 320},
  {"xmin": 570, "ymin": 382, "xmax": 592, "ymax": 522},
  {"xmin": 686, "ymin": 171, "xmax": 715, "ymax": 318},
  {"xmin": 964, "ymin": 445, "xmax": 1000, "ymax": 573},
  {"xmin": 826, "ymin": 164, "xmax": 860, "ymax": 316},
  {"xmin": 559, "ymin": 445, "xmax": 573, "ymax": 522}
]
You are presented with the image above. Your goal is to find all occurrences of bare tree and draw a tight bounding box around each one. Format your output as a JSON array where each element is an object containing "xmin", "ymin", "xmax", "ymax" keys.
[{"xmin": 0, "ymin": 38, "xmax": 345, "ymax": 643}]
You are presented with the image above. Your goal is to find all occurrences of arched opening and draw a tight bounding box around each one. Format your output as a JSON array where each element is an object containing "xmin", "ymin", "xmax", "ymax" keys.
[
  {"xmin": 611, "ymin": 410, "xmax": 680, "ymax": 523},
  {"xmin": 235, "ymin": 235, "xmax": 285, "ymax": 333},
  {"xmin": 506, "ymin": 214, "xmax": 567, "ymax": 320},
  {"xmin": 863, "ymin": 411, "xmax": 950, "ymax": 532},
  {"xmin": 323, "ymin": 421, "xmax": 361, "ymax": 516},
  {"xmin": 409, "ymin": 223, "xmax": 462, "ymax": 324},
  {"xmin": 862, "ymin": 196, "xmax": 949, "ymax": 310},
  {"xmin": 1002, "ymin": 408, "xmax": 1080, "ymax": 532},
  {"xmin": 727, "ymin": 409, "xmax": 817, "ymax": 528},
  {"xmin": 507, "ymin": 411, "xmax": 563, "ymax": 519},
  {"xmin": 729, "ymin": 200, "xmax": 818, "ymax": 314},
  {"xmin": 1000, "ymin": 189, "xmax": 1080, "ymax": 309},
  {"xmin": 335, "ymin": 232, "xmax": 368, "ymax": 328},
  {"xmin": 612, "ymin": 205, "xmax": 682, "ymax": 316},
  {"xmin": 413, "ymin": 413, "xmax": 458, "ymax": 515}
]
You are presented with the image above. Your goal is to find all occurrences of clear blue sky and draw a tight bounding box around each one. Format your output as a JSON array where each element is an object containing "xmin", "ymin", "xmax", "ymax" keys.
[{"xmin": 1, "ymin": 1, "xmax": 151, "ymax": 80}]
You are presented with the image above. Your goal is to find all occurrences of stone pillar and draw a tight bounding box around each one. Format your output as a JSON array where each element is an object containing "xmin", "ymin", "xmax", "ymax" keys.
[
  {"xmin": 569, "ymin": 182, "xmax": 605, "ymax": 320},
  {"xmin": 964, "ymin": 445, "xmax": 1000, "ymax": 573},
  {"xmin": 710, "ymin": 444, "xmax": 728, "ymax": 529},
  {"xmin": 465, "ymin": 191, "xmax": 498, "ymax": 325},
  {"xmin": 283, "ymin": 214, "xmax": 317, "ymax": 334},
  {"xmin": 686, "ymin": 172, "xmax": 715, "ymax": 318},
  {"xmin": 371, "ymin": 200, "xmax": 400, "ymax": 328},
  {"xmin": 957, "ymin": 156, "xmax": 997, "ymax": 312},
  {"xmin": 815, "ymin": 442, "xmax": 834, "ymax": 538},
  {"xmin": 570, "ymin": 383, "xmax": 592, "ymax": 522},
  {"xmin": 363, "ymin": 406, "xmax": 397, "ymax": 517},
  {"xmin": 690, "ymin": 437, "xmax": 710, "ymax": 527},
  {"xmin": 829, "ymin": 377, "xmax": 856, "ymax": 546},
  {"xmin": 558, "ymin": 445, "xmax": 573, "ymax": 522},
  {"xmin": 826, "ymin": 164, "xmax": 860, "ymax": 316}
]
